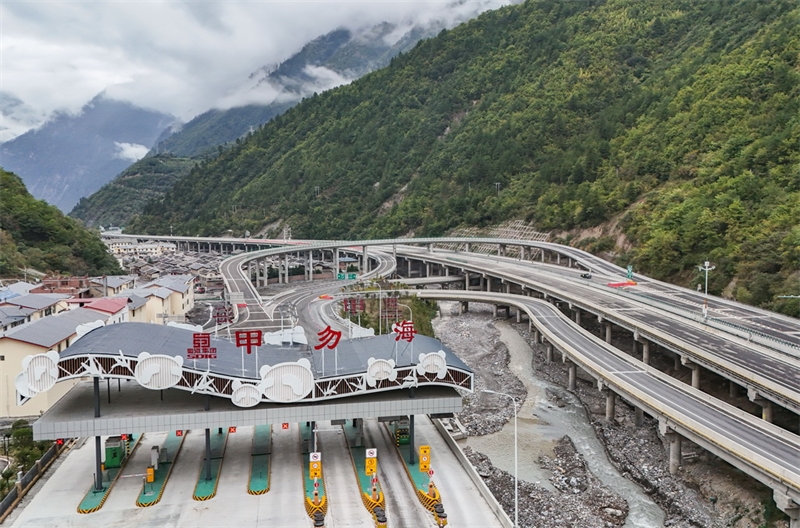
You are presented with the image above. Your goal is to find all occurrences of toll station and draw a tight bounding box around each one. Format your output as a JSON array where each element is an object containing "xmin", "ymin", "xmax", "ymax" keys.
[{"xmin": 14, "ymin": 322, "xmax": 475, "ymax": 526}]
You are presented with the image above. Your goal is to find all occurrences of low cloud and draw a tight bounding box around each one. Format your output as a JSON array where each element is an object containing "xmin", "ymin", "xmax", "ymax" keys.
[
  {"xmin": 113, "ymin": 142, "xmax": 149, "ymax": 162},
  {"xmin": 1, "ymin": 0, "xmax": 514, "ymax": 139}
]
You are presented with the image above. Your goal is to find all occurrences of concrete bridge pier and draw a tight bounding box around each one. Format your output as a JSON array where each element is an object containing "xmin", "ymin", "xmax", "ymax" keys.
[
  {"xmin": 546, "ymin": 343, "xmax": 553, "ymax": 364},
  {"xmin": 261, "ymin": 258, "xmax": 269, "ymax": 287},
  {"xmin": 564, "ymin": 358, "xmax": 577, "ymax": 391},
  {"xmin": 668, "ymin": 432, "xmax": 682, "ymax": 474},
  {"xmin": 748, "ymin": 389, "xmax": 774, "ymax": 422},
  {"xmin": 641, "ymin": 340, "xmax": 650, "ymax": 365},
  {"xmin": 516, "ymin": 309, "xmax": 522, "ymax": 323},
  {"xmin": 774, "ymin": 491, "xmax": 800, "ymax": 528},
  {"xmin": 492, "ymin": 305, "xmax": 498, "ymax": 318},
  {"xmin": 460, "ymin": 301, "xmax": 469, "ymax": 314},
  {"xmin": 604, "ymin": 389, "xmax": 616, "ymax": 421},
  {"xmin": 658, "ymin": 421, "xmax": 683, "ymax": 474},
  {"xmin": 604, "ymin": 323, "xmax": 612, "ymax": 344},
  {"xmin": 681, "ymin": 357, "xmax": 701, "ymax": 389},
  {"xmin": 334, "ymin": 248, "xmax": 340, "ymax": 277},
  {"xmin": 681, "ymin": 356, "xmax": 700, "ymax": 389},
  {"xmin": 573, "ymin": 307, "xmax": 581, "ymax": 325},
  {"xmin": 635, "ymin": 407, "xmax": 645, "ymax": 426}
]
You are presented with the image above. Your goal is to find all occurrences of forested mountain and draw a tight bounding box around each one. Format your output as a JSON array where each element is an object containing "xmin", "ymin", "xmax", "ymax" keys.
[
  {"xmin": 69, "ymin": 155, "xmax": 195, "ymax": 229},
  {"xmin": 70, "ymin": 19, "xmax": 464, "ymax": 228},
  {"xmin": 0, "ymin": 94, "xmax": 175, "ymax": 212},
  {"xmin": 152, "ymin": 20, "xmax": 481, "ymax": 159},
  {"xmin": 128, "ymin": 0, "xmax": 800, "ymax": 316},
  {"xmin": 0, "ymin": 169, "xmax": 121, "ymax": 277}
]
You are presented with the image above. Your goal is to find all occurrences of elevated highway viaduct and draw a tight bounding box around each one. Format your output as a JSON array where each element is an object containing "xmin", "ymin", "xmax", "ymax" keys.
[
  {"xmin": 208, "ymin": 237, "xmax": 800, "ymax": 426},
  {"xmin": 125, "ymin": 234, "xmax": 800, "ymax": 523}
]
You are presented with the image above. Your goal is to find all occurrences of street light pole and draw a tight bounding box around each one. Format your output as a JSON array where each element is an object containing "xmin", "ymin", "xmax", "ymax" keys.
[
  {"xmin": 374, "ymin": 281, "xmax": 383, "ymax": 336},
  {"xmin": 397, "ymin": 302, "xmax": 412, "ymax": 324},
  {"xmin": 698, "ymin": 261, "xmax": 715, "ymax": 318},
  {"xmin": 482, "ymin": 389, "xmax": 518, "ymax": 527}
]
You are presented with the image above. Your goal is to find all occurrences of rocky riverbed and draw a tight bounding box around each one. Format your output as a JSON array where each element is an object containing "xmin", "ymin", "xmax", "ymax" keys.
[{"xmin": 433, "ymin": 302, "xmax": 787, "ymax": 528}]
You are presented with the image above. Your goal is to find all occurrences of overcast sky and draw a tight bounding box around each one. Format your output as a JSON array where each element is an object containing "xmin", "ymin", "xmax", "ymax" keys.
[{"xmin": 1, "ymin": 0, "xmax": 509, "ymax": 140}]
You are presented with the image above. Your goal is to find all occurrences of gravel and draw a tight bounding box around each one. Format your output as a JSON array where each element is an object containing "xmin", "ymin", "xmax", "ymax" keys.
[{"xmin": 433, "ymin": 302, "xmax": 787, "ymax": 528}]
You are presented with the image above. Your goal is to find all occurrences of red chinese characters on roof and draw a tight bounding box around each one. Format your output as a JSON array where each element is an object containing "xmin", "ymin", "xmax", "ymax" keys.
[
  {"xmin": 235, "ymin": 330, "xmax": 262, "ymax": 354},
  {"xmin": 314, "ymin": 325, "xmax": 342, "ymax": 350}
]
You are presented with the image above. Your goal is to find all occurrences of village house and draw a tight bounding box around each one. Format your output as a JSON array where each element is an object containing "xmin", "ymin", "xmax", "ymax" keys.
[
  {"xmin": 88, "ymin": 275, "xmax": 136, "ymax": 297},
  {"xmin": 29, "ymin": 276, "xmax": 91, "ymax": 298},
  {"xmin": 0, "ymin": 293, "xmax": 70, "ymax": 322},
  {"xmin": 0, "ymin": 308, "xmax": 111, "ymax": 417}
]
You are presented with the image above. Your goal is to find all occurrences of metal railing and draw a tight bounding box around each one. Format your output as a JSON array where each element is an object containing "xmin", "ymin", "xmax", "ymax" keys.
[{"xmin": 0, "ymin": 440, "xmax": 65, "ymax": 523}]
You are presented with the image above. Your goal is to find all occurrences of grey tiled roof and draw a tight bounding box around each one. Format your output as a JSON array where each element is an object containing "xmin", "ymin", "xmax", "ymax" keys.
[
  {"xmin": 90, "ymin": 275, "xmax": 136, "ymax": 289},
  {"xmin": 2, "ymin": 308, "xmax": 109, "ymax": 348},
  {"xmin": 124, "ymin": 294, "xmax": 149, "ymax": 310},
  {"xmin": 0, "ymin": 306, "xmax": 30, "ymax": 327},
  {"xmin": 4, "ymin": 293, "xmax": 69, "ymax": 310}
]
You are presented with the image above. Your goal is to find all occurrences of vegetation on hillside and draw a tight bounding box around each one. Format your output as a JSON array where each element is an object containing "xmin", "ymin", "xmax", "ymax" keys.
[
  {"xmin": 70, "ymin": 154, "xmax": 195, "ymax": 228},
  {"xmin": 128, "ymin": 0, "xmax": 799, "ymax": 315},
  {"xmin": 0, "ymin": 169, "xmax": 121, "ymax": 277},
  {"xmin": 0, "ymin": 420, "xmax": 56, "ymax": 499}
]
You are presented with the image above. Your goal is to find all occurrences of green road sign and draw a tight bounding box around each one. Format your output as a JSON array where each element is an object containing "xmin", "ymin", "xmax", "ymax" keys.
[
  {"xmin": 337, "ymin": 273, "xmax": 345, "ymax": 280},
  {"xmin": 347, "ymin": 273, "xmax": 357, "ymax": 280},
  {"xmin": 626, "ymin": 265, "xmax": 633, "ymax": 280}
]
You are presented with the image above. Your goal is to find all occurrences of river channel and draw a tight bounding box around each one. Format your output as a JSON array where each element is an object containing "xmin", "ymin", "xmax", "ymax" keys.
[{"xmin": 463, "ymin": 321, "xmax": 666, "ymax": 528}]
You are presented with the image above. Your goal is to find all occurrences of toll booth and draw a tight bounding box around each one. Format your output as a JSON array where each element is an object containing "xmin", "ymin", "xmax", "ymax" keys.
[{"xmin": 104, "ymin": 436, "xmax": 124, "ymax": 469}]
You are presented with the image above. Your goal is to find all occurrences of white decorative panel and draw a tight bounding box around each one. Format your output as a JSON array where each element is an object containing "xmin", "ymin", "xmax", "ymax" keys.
[
  {"xmin": 134, "ymin": 352, "xmax": 184, "ymax": 390},
  {"xmin": 260, "ymin": 359, "xmax": 314, "ymax": 402},
  {"xmin": 231, "ymin": 381, "xmax": 262, "ymax": 407},
  {"xmin": 21, "ymin": 350, "xmax": 60, "ymax": 394},
  {"xmin": 365, "ymin": 358, "xmax": 397, "ymax": 387},
  {"xmin": 416, "ymin": 350, "xmax": 448, "ymax": 379}
]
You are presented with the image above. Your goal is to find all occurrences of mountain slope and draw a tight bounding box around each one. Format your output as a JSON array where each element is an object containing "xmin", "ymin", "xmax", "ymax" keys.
[
  {"xmin": 0, "ymin": 94, "xmax": 175, "ymax": 212},
  {"xmin": 0, "ymin": 169, "xmax": 120, "ymax": 277},
  {"xmin": 70, "ymin": 18, "xmax": 470, "ymax": 227},
  {"xmin": 69, "ymin": 154, "xmax": 196, "ymax": 229},
  {"xmin": 129, "ymin": 0, "xmax": 798, "ymax": 314},
  {"xmin": 152, "ymin": 22, "xmax": 450, "ymax": 159}
]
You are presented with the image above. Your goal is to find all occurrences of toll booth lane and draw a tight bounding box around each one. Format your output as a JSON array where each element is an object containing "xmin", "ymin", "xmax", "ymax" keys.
[
  {"xmin": 342, "ymin": 419, "xmax": 387, "ymax": 525},
  {"xmin": 193, "ymin": 428, "xmax": 229, "ymax": 501},
  {"xmin": 136, "ymin": 430, "xmax": 186, "ymax": 507},
  {"xmin": 301, "ymin": 423, "xmax": 328, "ymax": 521},
  {"xmin": 248, "ymin": 425, "xmax": 272, "ymax": 495},
  {"xmin": 77, "ymin": 433, "xmax": 143, "ymax": 514},
  {"xmin": 386, "ymin": 420, "xmax": 449, "ymax": 526}
]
